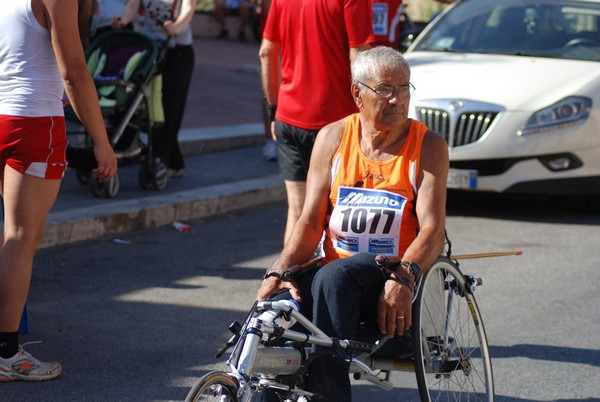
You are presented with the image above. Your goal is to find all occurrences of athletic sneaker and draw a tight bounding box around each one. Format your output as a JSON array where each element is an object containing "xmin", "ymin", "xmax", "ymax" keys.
[{"xmin": 0, "ymin": 343, "xmax": 62, "ymax": 382}]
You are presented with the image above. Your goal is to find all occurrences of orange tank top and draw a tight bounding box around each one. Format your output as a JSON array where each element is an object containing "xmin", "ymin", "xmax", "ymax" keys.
[{"xmin": 323, "ymin": 114, "xmax": 428, "ymax": 264}]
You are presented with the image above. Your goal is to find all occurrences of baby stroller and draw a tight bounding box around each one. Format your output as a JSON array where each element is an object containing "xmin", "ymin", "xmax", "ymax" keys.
[{"xmin": 65, "ymin": 30, "xmax": 169, "ymax": 198}]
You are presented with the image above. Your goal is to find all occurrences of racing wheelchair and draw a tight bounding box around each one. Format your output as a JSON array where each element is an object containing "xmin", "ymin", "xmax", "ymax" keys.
[{"xmin": 185, "ymin": 251, "xmax": 494, "ymax": 401}]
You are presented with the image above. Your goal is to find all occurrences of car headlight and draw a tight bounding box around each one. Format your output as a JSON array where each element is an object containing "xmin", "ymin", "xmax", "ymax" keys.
[{"xmin": 519, "ymin": 96, "xmax": 592, "ymax": 135}]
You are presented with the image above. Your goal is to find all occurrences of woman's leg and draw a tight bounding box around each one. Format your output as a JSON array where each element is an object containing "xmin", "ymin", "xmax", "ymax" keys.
[
  {"xmin": 160, "ymin": 45, "xmax": 195, "ymax": 172},
  {"xmin": 0, "ymin": 166, "xmax": 61, "ymax": 332}
]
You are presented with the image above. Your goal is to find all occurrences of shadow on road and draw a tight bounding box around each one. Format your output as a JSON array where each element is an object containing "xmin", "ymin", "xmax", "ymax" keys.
[{"xmin": 491, "ymin": 344, "xmax": 600, "ymax": 368}]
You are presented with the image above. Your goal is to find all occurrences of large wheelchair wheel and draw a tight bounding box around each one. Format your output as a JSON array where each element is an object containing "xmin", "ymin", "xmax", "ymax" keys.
[
  {"xmin": 413, "ymin": 257, "xmax": 494, "ymax": 401},
  {"xmin": 185, "ymin": 371, "xmax": 240, "ymax": 402}
]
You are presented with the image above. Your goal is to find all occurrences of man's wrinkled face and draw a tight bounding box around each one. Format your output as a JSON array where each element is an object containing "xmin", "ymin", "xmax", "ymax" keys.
[{"xmin": 354, "ymin": 66, "xmax": 412, "ymax": 131}]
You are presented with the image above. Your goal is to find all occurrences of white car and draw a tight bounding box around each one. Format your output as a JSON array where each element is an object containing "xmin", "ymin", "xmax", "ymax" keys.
[{"xmin": 404, "ymin": 0, "xmax": 600, "ymax": 209}]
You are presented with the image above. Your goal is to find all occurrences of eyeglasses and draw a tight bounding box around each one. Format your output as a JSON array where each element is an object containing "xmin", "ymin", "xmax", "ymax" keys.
[{"xmin": 357, "ymin": 81, "xmax": 415, "ymax": 99}]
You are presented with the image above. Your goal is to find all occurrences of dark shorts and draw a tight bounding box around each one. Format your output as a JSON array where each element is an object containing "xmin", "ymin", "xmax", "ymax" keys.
[{"xmin": 275, "ymin": 120, "xmax": 319, "ymax": 181}]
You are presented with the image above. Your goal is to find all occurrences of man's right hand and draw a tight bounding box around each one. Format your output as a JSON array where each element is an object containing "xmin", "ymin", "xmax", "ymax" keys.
[{"xmin": 256, "ymin": 276, "xmax": 302, "ymax": 302}]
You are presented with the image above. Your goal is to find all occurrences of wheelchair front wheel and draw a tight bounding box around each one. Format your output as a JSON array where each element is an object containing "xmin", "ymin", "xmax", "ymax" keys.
[
  {"xmin": 413, "ymin": 257, "xmax": 494, "ymax": 401},
  {"xmin": 185, "ymin": 371, "xmax": 240, "ymax": 402}
]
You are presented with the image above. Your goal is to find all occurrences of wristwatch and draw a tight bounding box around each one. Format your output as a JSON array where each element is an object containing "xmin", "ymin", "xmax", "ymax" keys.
[{"xmin": 400, "ymin": 261, "xmax": 421, "ymax": 280}]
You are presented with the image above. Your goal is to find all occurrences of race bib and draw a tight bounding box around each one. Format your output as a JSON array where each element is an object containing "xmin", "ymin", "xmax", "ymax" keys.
[
  {"xmin": 329, "ymin": 187, "xmax": 407, "ymax": 256},
  {"xmin": 372, "ymin": 3, "xmax": 389, "ymax": 36}
]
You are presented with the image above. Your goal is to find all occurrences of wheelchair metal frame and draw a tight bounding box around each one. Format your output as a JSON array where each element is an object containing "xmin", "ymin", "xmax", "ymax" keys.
[{"xmin": 185, "ymin": 256, "xmax": 494, "ymax": 402}]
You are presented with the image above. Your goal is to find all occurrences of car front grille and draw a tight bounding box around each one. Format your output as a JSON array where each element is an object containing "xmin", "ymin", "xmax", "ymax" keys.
[{"xmin": 414, "ymin": 100, "xmax": 504, "ymax": 148}]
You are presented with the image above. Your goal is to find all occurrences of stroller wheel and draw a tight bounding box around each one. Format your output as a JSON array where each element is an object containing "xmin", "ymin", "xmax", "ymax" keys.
[
  {"xmin": 76, "ymin": 169, "xmax": 91, "ymax": 185},
  {"xmin": 152, "ymin": 160, "xmax": 169, "ymax": 191},
  {"xmin": 90, "ymin": 174, "xmax": 120, "ymax": 198},
  {"xmin": 139, "ymin": 158, "xmax": 168, "ymax": 191}
]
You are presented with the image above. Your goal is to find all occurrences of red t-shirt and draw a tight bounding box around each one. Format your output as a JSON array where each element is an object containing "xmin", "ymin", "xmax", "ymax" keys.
[
  {"xmin": 263, "ymin": 0, "xmax": 375, "ymax": 130},
  {"xmin": 372, "ymin": 0, "xmax": 404, "ymax": 48},
  {"xmin": 262, "ymin": 0, "xmax": 302, "ymax": 125}
]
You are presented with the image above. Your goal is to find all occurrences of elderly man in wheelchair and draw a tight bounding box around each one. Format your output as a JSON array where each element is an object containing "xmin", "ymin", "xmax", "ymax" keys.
[
  {"xmin": 186, "ymin": 46, "xmax": 494, "ymax": 402},
  {"xmin": 255, "ymin": 45, "xmax": 448, "ymax": 401}
]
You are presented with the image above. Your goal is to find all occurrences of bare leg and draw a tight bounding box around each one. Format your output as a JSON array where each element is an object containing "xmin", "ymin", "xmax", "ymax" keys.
[
  {"xmin": 283, "ymin": 179, "xmax": 306, "ymax": 245},
  {"xmin": 0, "ymin": 166, "xmax": 61, "ymax": 331}
]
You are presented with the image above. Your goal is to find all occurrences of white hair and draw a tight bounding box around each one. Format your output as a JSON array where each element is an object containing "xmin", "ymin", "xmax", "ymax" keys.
[{"xmin": 351, "ymin": 46, "xmax": 411, "ymax": 85}]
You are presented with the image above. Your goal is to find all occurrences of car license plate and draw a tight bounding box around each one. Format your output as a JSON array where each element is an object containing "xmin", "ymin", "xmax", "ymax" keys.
[{"xmin": 447, "ymin": 168, "xmax": 478, "ymax": 189}]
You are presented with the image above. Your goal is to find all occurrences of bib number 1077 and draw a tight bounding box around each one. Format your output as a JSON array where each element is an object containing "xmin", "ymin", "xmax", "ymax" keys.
[{"xmin": 339, "ymin": 207, "xmax": 396, "ymax": 235}]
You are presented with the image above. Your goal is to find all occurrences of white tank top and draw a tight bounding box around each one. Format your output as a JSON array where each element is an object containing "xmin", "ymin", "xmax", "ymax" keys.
[{"xmin": 0, "ymin": 1, "xmax": 64, "ymax": 117}]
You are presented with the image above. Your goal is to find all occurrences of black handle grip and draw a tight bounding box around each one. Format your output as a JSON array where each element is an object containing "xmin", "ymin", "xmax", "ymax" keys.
[
  {"xmin": 375, "ymin": 254, "xmax": 401, "ymax": 268},
  {"xmin": 346, "ymin": 340, "xmax": 372, "ymax": 353}
]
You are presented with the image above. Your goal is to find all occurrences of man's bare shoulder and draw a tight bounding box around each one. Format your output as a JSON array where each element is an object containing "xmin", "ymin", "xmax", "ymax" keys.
[
  {"xmin": 314, "ymin": 116, "xmax": 348, "ymax": 160},
  {"xmin": 423, "ymin": 129, "xmax": 448, "ymax": 151},
  {"xmin": 321, "ymin": 117, "xmax": 347, "ymax": 137},
  {"xmin": 422, "ymin": 129, "xmax": 449, "ymax": 170}
]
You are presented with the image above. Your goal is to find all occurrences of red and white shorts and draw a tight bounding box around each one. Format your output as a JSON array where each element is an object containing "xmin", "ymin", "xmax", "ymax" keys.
[{"xmin": 0, "ymin": 115, "xmax": 68, "ymax": 179}]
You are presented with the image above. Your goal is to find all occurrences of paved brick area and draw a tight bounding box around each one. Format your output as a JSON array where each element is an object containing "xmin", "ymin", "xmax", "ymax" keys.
[{"xmin": 181, "ymin": 37, "xmax": 264, "ymax": 129}]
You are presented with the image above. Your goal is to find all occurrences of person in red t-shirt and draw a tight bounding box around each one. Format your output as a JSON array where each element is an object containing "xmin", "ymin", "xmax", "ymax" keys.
[
  {"xmin": 372, "ymin": 0, "xmax": 404, "ymax": 49},
  {"xmin": 259, "ymin": 0, "xmax": 375, "ymax": 247}
]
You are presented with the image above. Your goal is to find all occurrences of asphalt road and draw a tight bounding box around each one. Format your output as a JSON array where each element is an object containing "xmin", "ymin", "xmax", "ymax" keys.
[{"xmin": 4, "ymin": 193, "xmax": 600, "ymax": 401}]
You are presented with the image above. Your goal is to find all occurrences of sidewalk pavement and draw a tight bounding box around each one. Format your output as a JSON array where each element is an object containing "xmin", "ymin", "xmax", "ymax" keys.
[{"xmin": 37, "ymin": 37, "xmax": 286, "ymax": 249}]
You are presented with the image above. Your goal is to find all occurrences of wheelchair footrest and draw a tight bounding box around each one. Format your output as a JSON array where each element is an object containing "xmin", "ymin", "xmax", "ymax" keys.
[{"xmin": 353, "ymin": 371, "xmax": 394, "ymax": 391}]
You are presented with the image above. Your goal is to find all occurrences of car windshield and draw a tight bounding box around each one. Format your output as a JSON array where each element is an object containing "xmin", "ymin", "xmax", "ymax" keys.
[{"xmin": 414, "ymin": 0, "xmax": 600, "ymax": 62}]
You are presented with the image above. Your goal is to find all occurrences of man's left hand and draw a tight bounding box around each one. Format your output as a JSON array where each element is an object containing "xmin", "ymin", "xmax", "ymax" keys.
[{"xmin": 377, "ymin": 280, "xmax": 413, "ymax": 337}]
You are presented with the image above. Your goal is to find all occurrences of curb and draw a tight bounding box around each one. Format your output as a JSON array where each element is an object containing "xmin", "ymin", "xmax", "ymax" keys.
[
  {"xmin": 39, "ymin": 123, "xmax": 281, "ymax": 249},
  {"xmin": 179, "ymin": 123, "xmax": 265, "ymax": 155},
  {"xmin": 42, "ymin": 174, "xmax": 285, "ymax": 249}
]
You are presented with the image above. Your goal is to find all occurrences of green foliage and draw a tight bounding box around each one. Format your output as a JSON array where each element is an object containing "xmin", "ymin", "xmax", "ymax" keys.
[{"xmin": 196, "ymin": 0, "xmax": 215, "ymax": 13}]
